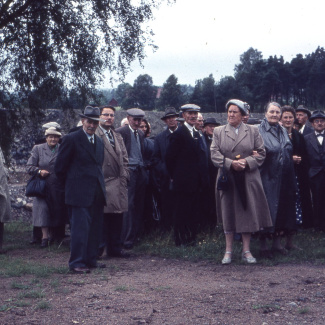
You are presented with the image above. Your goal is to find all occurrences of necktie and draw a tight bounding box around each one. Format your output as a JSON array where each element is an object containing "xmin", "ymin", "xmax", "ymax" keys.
[
  {"xmin": 106, "ymin": 131, "xmax": 115, "ymax": 149},
  {"xmin": 193, "ymin": 130, "xmax": 200, "ymax": 139},
  {"xmin": 134, "ymin": 130, "xmax": 138, "ymax": 139},
  {"xmin": 90, "ymin": 137, "xmax": 94, "ymax": 144},
  {"xmin": 317, "ymin": 133, "xmax": 324, "ymax": 137}
]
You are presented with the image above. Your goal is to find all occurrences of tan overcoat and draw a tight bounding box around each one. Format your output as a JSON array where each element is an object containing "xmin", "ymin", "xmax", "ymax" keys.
[
  {"xmin": 96, "ymin": 127, "xmax": 129, "ymax": 213},
  {"xmin": 210, "ymin": 123, "xmax": 273, "ymax": 233}
]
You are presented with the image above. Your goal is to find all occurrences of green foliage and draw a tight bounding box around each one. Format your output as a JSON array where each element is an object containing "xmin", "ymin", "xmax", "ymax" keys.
[
  {"xmin": 35, "ymin": 301, "xmax": 51, "ymax": 310},
  {"xmin": 157, "ymin": 74, "xmax": 183, "ymax": 110}
]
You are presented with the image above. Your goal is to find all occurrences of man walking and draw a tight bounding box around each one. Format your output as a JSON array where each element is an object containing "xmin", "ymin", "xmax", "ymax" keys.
[{"xmin": 55, "ymin": 106, "xmax": 106, "ymax": 273}]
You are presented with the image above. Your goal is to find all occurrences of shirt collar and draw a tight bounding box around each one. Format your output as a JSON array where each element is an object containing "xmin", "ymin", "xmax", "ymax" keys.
[
  {"xmin": 184, "ymin": 122, "xmax": 194, "ymax": 132},
  {"xmin": 83, "ymin": 129, "xmax": 93, "ymax": 141}
]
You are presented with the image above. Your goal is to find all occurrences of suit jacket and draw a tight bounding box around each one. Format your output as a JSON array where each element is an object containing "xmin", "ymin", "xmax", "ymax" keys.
[
  {"xmin": 95, "ymin": 127, "xmax": 129, "ymax": 213},
  {"xmin": 302, "ymin": 125, "xmax": 314, "ymax": 136},
  {"xmin": 165, "ymin": 125, "xmax": 209, "ymax": 192},
  {"xmin": 204, "ymin": 133, "xmax": 218, "ymax": 187},
  {"xmin": 54, "ymin": 128, "xmax": 106, "ymax": 208},
  {"xmin": 115, "ymin": 125, "xmax": 145, "ymax": 163},
  {"xmin": 152, "ymin": 128, "xmax": 172, "ymax": 189},
  {"xmin": 304, "ymin": 131, "xmax": 325, "ymax": 178}
]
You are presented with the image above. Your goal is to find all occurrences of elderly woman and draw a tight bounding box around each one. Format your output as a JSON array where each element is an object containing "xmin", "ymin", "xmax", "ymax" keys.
[
  {"xmin": 258, "ymin": 102, "xmax": 297, "ymax": 257},
  {"xmin": 280, "ymin": 105, "xmax": 313, "ymax": 244},
  {"xmin": 211, "ymin": 99, "xmax": 272, "ymax": 264},
  {"xmin": 26, "ymin": 127, "xmax": 66, "ymax": 248}
]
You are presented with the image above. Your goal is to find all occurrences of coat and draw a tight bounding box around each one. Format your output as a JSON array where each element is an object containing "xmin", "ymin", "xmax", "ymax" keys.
[
  {"xmin": 210, "ymin": 123, "xmax": 273, "ymax": 233},
  {"xmin": 0, "ymin": 147, "xmax": 11, "ymax": 223},
  {"xmin": 26, "ymin": 143, "xmax": 66, "ymax": 227},
  {"xmin": 54, "ymin": 128, "xmax": 106, "ymax": 208},
  {"xmin": 166, "ymin": 125, "xmax": 209, "ymax": 193},
  {"xmin": 258, "ymin": 118, "xmax": 297, "ymax": 232},
  {"xmin": 95, "ymin": 127, "xmax": 129, "ymax": 213}
]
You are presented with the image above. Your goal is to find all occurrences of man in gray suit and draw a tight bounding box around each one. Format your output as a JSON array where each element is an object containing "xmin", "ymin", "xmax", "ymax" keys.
[
  {"xmin": 116, "ymin": 108, "xmax": 147, "ymax": 249},
  {"xmin": 55, "ymin": 106, "xmax": 106, "ymax": 274}
]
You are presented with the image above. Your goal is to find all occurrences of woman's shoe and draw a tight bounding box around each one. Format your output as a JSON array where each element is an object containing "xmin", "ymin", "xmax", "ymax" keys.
[
  {"xmin": 40, "ymin": 238, "xmax": 49, "ymax": 248},
  {"xmin": 221, "ymin": 251, "xmax": 232, "ymax": 265},
  {"xmin": 242, "ymin": 251, "xmax": 256, "ymax": 264}
]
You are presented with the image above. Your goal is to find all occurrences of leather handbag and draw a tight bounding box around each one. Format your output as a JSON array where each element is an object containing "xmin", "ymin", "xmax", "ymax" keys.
[
  {"xmin": 217, "ymin": 156, "xmax": 228, "ymax": 191},
  {"xmin": 25, "ymin": 171, "xmax": 46, "ymax": 198}
]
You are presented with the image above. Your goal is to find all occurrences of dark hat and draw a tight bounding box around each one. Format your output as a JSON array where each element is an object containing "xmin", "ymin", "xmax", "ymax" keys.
[
  {"xmin": 296, "ymin": 105, "xmax": 311, "ymax": 118},
  {"xmin": 203, "ymin": 117, "xmax": 220, "ymax": 127},
  {"xmin": 127, "ymin": 108, "xmax": 145, "ymax": 118},
  {"xmin": 309, "ymin": 110, "xmax": 325, "ymax": 122},
  {"xmin": 79, "ymin": 106, "xmax": 103, "ymax": 121},
  {"xmin": 176, "ymin": 111, "xmax": 185, "ymax": 122},
  {"xmin": 226, "ymin": 99, "xmax": 249, "ymax": 116},
  {"xmin": 161, "ymin": 107, "xmax": 178, "ymax": 120},
  {"xmin": 180, "ymin": 103, "xmax": 201, "ymax": 112}
]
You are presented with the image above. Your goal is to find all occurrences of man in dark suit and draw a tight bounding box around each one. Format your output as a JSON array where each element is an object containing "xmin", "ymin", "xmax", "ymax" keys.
[
  {"xmin": 152, "ymin": 107, "xmax": 179, "ymax": 230},
  {"xmin": 296, "ymin": 105, "xmax": 313, "ymax": 136},
  {"xmin": 96, "ymin": 105, "xmax": 130, "ymax": 258},
  {"xmin": 166, "ymin": 104, "xmax": 209, "ymax": 246},
  {"xmin": 115, "ymin": 108, "xmax": 147, "ymax": 249},
  {"xmin": 304, "ymin": 110, "xmax": 325, "ymax": 231},
  {"xmin": 55, "ymin": 106, "xmax": 106, "ymax": 274}
]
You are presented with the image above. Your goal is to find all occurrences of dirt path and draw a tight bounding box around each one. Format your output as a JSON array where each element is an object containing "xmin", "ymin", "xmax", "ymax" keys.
[{"xmin": 1, "ymin": 250, "xmax": 325, "ymax": 325}]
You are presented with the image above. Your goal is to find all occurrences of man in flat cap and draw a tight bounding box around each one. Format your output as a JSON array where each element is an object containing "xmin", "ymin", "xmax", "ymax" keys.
[
  {"xmin": 115, "ymin": 108, "xmax": 147, "ymax": 249},
  {"xmin": 152, "ymin": 107, "xmax": 179, "ymax": 230},
  {"xmin": 304, "ymin": 110, "xmax": 325, "ymax": 231},
  {"xmin": 296, "ymin": 105, "xmax": 313, "ymax": 136},
  {"xmin": 55, "ymin": 106, "xmax": 107, "ymax": 273},
  {"xmin": 166, "ymin": 104, "xmax": 209, "ymax": 246},
  {"xmin": 96, "ymin": 105, "xmax": 130, "ymax": 258}
]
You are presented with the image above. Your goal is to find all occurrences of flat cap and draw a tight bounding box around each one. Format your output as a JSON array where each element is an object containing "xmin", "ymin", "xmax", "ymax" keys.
[
  {"xmin": 296, "ymin": 105, "xmax": 311, "ymax": 118},
  {"xmin": 203, "ymin": 117, "xmax": 220, "ymax": 127},
  {"xmin": 127, "ymin": 108, "xmax": 145, "ymax": 118},
  {"xmin": 309, "ymin": 110, "xmax": 325, "ymax": 122},
  {"xmin": 180, "ymin": 104, "xmax": 201, "ymax": 112},
  {"xmin": 226, "ymin": 99, "xmax": 249, "ymax": 116}
]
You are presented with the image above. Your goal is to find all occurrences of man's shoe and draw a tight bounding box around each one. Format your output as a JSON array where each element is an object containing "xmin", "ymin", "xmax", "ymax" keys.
[
  {"xmin": 70, "ymin": 267, "xmax": 90, "ymax": 274},
  {"xmin": 109, "ymin": 251, "xmax": 130, "ymax": 258}
]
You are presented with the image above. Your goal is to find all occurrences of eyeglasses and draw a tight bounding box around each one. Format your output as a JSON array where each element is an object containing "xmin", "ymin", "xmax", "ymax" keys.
[{"xmin": 101, "ymin": 113, "xmax": 115, "ymax": 117}]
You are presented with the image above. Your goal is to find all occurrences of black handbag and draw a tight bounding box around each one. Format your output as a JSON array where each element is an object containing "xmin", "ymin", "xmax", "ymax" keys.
[
  {"xmin": 217, "ymin": 156, "xmax": 228, "ymax": 191},
  {"xmin": 26, "ymin": 171, "xmax": 46, "ymax": 198}
]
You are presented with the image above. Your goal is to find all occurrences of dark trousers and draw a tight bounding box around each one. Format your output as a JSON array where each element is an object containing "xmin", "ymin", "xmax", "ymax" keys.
[
  {"xmin": 101, "ymin": 212, "xmax": 123, "ymax": 256},
  {"xmin": 310, "ymin": 171, "xmax": 325, "ymax": 231},
  {"xmin": 68, "ymin": 186, "xmax": 104, "ymax": 269},
  {"xmin": 173, "ymin": 191, "xmax": 199, "ymax": 246},
  {"xmin": 122, "ymin": 167, "xmax": 147, "ymax": 247},
  {"xmin": 159, "ymin": 182, "xmax": 175, "ymax": 231}
]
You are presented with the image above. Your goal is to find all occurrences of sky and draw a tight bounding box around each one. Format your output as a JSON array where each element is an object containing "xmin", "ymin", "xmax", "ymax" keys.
[{"xmin": 102, "ymin": 0, "xmax": 323, "ymax": 88}]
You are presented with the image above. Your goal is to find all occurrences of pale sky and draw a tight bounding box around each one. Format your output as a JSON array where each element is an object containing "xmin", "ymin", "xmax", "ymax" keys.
[{"xmin": 103, "ymin": 0, "xmax": 323, "ymax": 87}]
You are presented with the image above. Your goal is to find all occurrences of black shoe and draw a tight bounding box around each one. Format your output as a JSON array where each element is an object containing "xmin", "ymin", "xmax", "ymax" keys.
[
  {"xmin": 40, "ymin": 238, "xmax": 49, "ymax": 248},
  {"xmin": 123, "ymin": 243, "xmax": 133, "ymax": 250},
  {"xmin": 30, "ymin": 238, "xmax": 41, "ymax": 245},
  {"xmin": 109, "ymin": 251, "xmax": 130, "ymax": 258}
]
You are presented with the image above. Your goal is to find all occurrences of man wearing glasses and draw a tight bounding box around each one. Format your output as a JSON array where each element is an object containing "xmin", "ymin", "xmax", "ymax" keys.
[
  {"xmin": 96, "ymin": 105, "xmax": 130, "ymax": 258},
  {"xmin": 116, "ymin": 108, "xmax": 147, "ymax": 250}
]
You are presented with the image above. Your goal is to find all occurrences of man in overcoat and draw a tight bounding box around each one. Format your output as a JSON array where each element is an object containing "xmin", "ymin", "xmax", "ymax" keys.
[
  {"xmin": 55, "ymin": 106, "xmax": 106, "ymax": 274},
  {"xmin": 152, "ymin": 107, "xmax": 179, "ymax": 230},
  {"xmin": 296, "ymin": 105, "xmax": 313, "ymax": 136},
  {"xmin": 96, "ymin": 105, "xmax": 130, "ymax": 257},
  {"xmin": 304, "ymin": 110, "xmax": 325, "ymax": 231},
  {"xmin": 115, "ymin": 108, "xmax": 147, "ymax": 249},
  {"xmin": 166, "ymin": 104, "xmax": 209, "ymax": 246}
]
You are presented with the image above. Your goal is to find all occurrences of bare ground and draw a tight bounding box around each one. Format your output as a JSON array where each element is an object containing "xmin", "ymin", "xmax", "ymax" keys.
[{"xmin": 1, "ymin": 246, "xmax": 325, "ymax": 325}]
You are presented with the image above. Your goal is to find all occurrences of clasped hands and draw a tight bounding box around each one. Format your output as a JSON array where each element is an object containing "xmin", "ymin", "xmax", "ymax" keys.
[{"xmin": 231, "ymin": 159, "xmax": 247, "ymax": 171}]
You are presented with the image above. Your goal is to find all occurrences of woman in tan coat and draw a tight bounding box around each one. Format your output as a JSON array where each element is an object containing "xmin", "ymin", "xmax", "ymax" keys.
[{"xmin": 211, "ymin": 99, "xmax": 272, "ymax": 264}]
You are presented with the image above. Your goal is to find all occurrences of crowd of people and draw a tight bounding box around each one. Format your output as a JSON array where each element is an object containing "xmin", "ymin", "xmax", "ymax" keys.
[{"xmin": 0, "ymin": 99, "xmax": 324, "ymax": 273}]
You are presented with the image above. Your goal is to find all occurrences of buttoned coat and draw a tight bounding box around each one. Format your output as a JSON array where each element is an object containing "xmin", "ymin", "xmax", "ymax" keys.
[
  {"xmin": 26, "ymin": 143, "xmax": 65, "ymax": 227},
  {"xmin": 0, "ymin": 147, "xmax": 10, "ymax": 223},
  {"xmin": 54, "ymin": 128, "xmax": 106, "ymax": 207},
  {"xmin": 210, "ymin": 123, "xmax": 273, "ymax": 232},
  {"xmin": 304, "ymin": 132, "xmax": 325, "ymax": 178},
  {"xmin": 95, "ymin": 127, "xmax": 129, "ymax": 213}
]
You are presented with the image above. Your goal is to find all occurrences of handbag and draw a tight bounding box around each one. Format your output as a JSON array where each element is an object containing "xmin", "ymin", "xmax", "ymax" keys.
[
  {"xmin": 26, "ymin": 171, "xmax": 46, "ymax": 198},
  {"xmin": 217, "ymin": 155, "xmax": 229, "ymax": 191}
]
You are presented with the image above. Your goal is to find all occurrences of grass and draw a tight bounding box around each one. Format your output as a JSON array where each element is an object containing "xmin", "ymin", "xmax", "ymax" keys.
[
  {"xmin": 298, "ymin": 307, "xmax": 310, "ymax": 314},
  {"xmin": 18, "ymin": 290, "xmax": 45, "ymax": 299},
  {"xmin": 114, "ymin": 286, "xmax": 129, "ymax": 292},
  {"xmin": 35, "ymin": 301, "xmax": 51, "ymax": 310}
]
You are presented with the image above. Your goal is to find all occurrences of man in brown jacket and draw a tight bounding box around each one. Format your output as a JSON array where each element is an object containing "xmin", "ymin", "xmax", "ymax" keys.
[{"xmin": 96, "ymin": 105, "xmax": 130, "ymax": 258}]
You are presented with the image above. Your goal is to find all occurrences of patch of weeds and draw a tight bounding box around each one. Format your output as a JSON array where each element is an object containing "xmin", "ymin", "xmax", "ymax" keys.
[
  {"xmin": 18, "ymin": 290, "xmax": 45, "ymax": 299},
  {"xmin": 0, "ymin": 305, "xmax": 8, "ymax": 312},
  {"xmin": 298, "ymin": 307, "xmax": 310, "ymax": 314},
  {"xmin": 35, "ymin": 301, "xmax": 51, "ymax": 310},
  {"xmin": 154, "ymin": 286, "xmax": 171, "ymax": 291},
  {"xmin": 49, "ymin": 279, "xmax": 59, "ymax": 288},
  {"xmin": 30, "ymin": 278, "xmax": 40, "ymax": 284},
  {"xmin": 252, "ymin": 303, "xmax": 280, "ymax": 313},
  {"xmin": 115, "ymin": 286, "xmax": 129, "ymax": 292},
  {"xmin": 11, "ymin": 281, "xmax": 30, "ymax": 290},
  {"xmin": 15, "ymin": 300, "xmax": 31, "ymax": 307}
]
